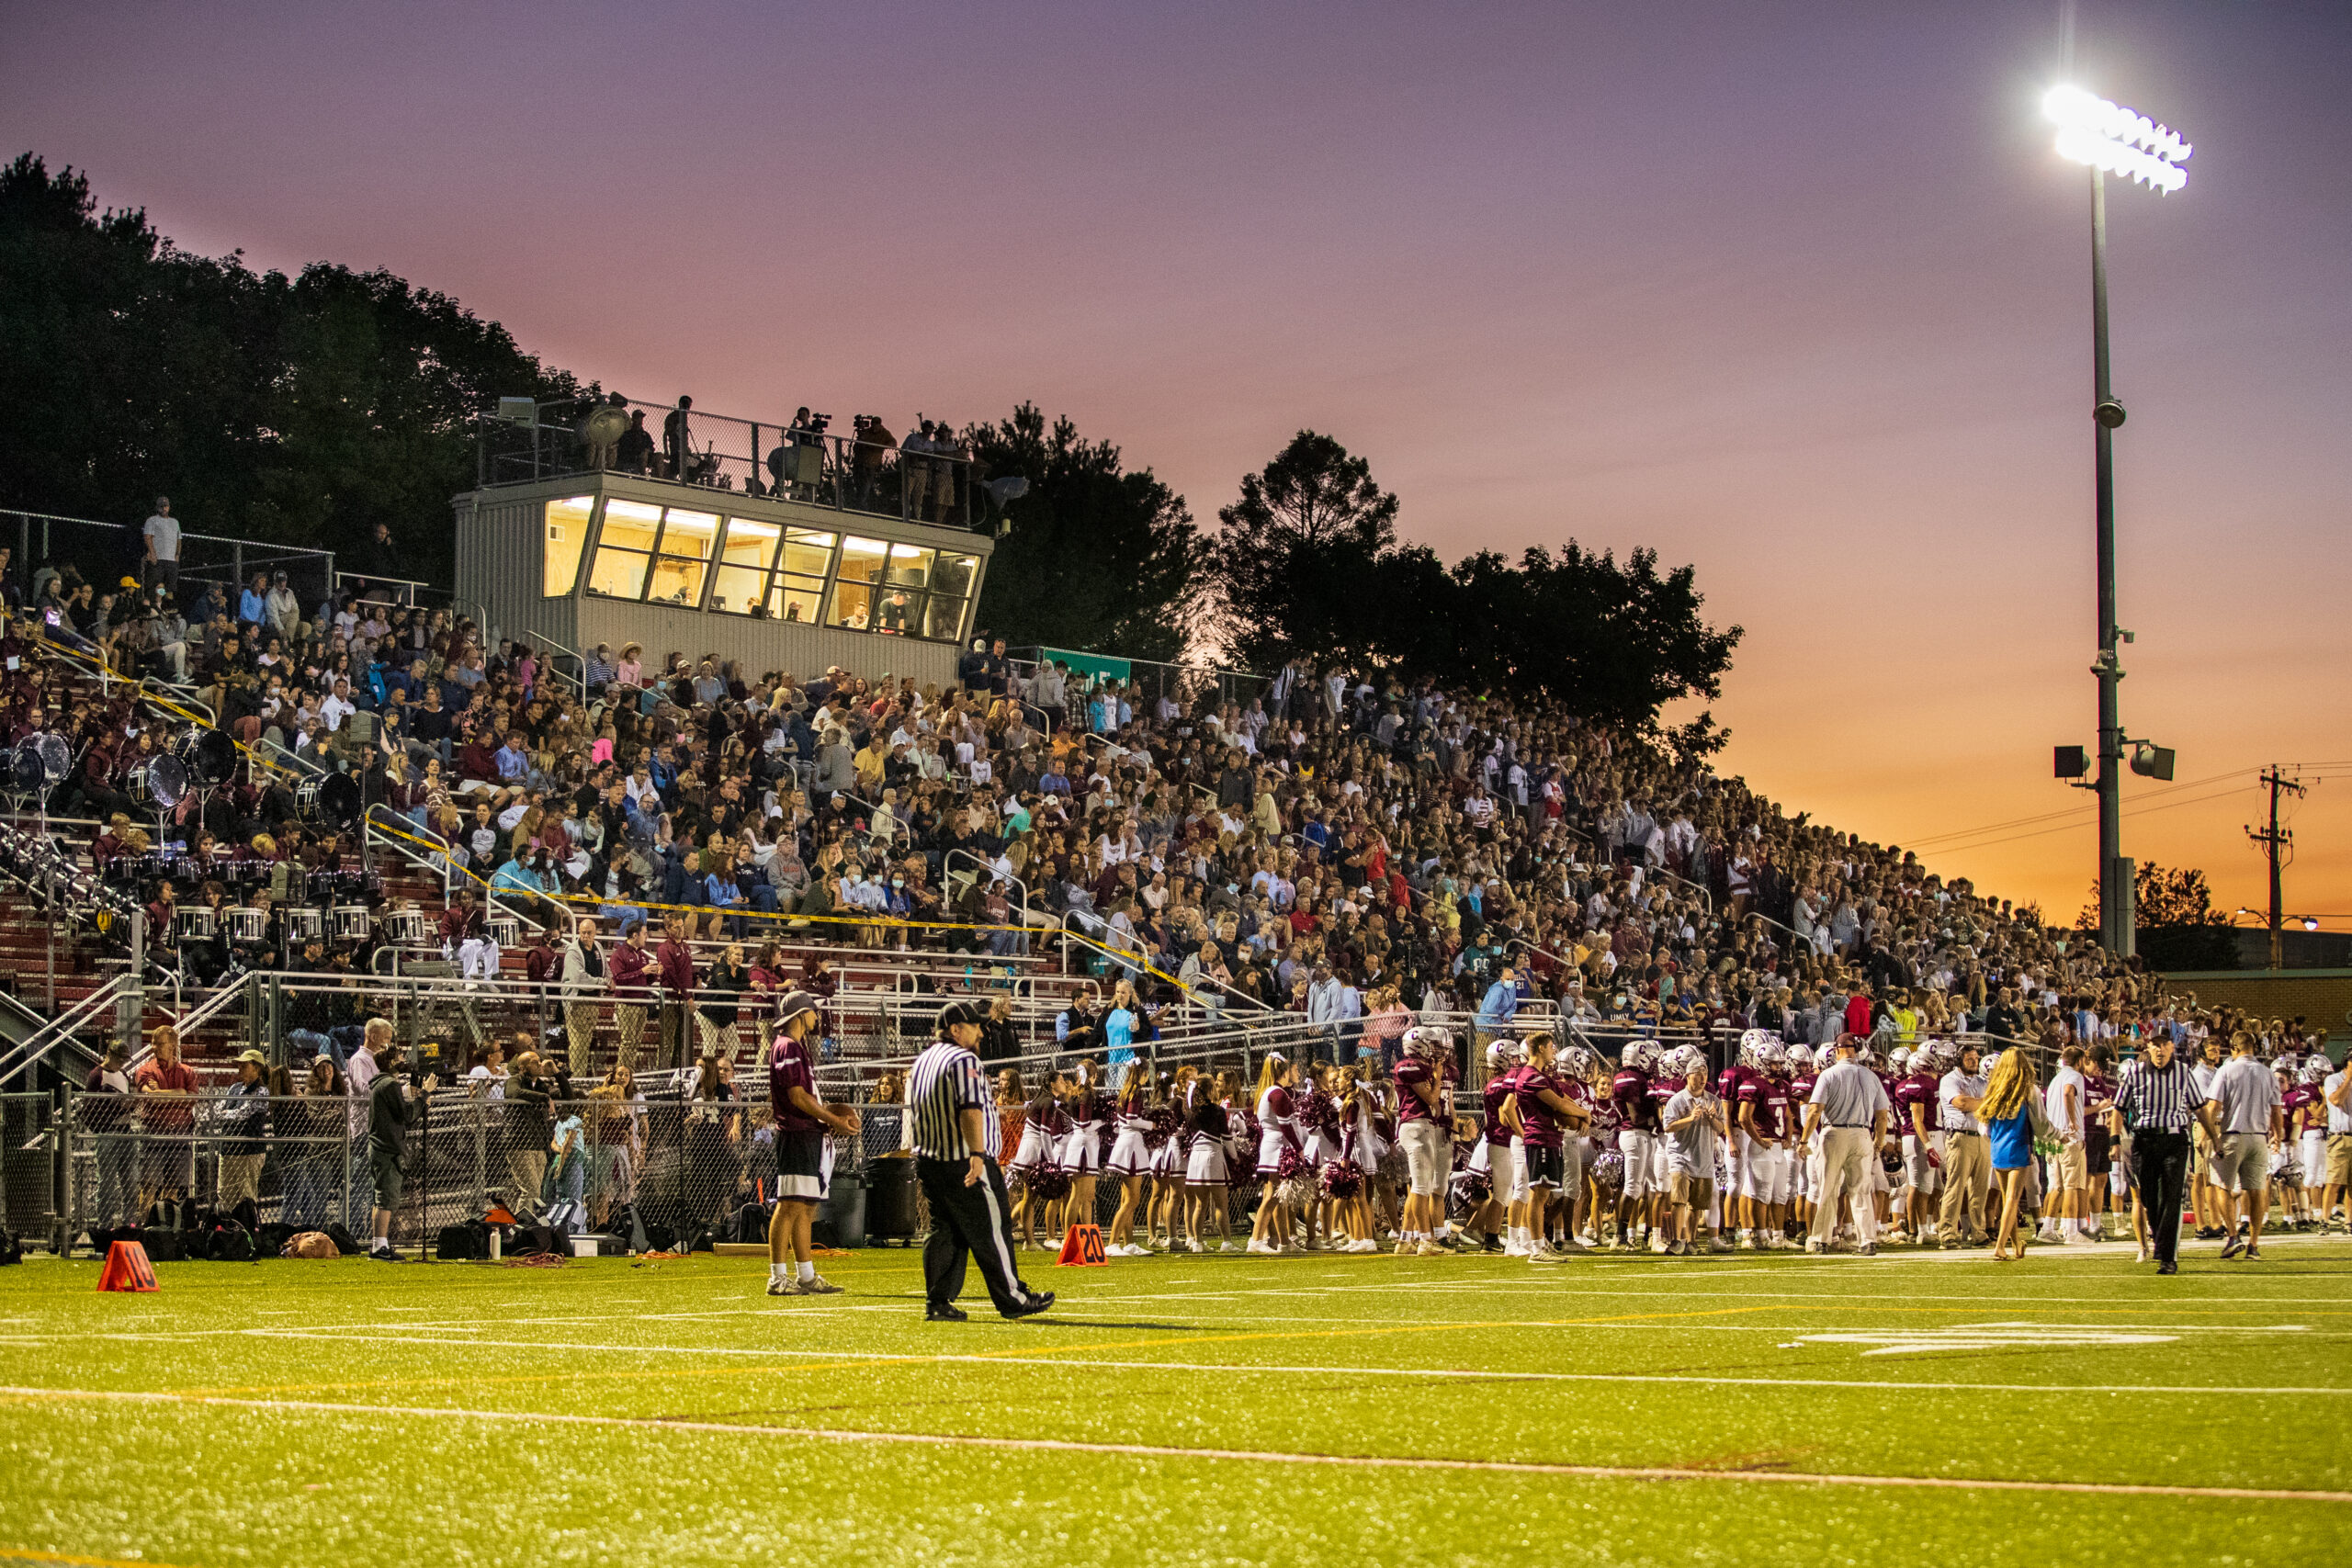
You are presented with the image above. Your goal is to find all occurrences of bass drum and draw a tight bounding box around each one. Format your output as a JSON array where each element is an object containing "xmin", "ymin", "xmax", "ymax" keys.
[
  {"xmin": 175, "ymin": 728, "xmax": 237, "ymax": 785},
  {"xmin": 317, "ymin": 772, "xmax": 361, "ymax": 827}
]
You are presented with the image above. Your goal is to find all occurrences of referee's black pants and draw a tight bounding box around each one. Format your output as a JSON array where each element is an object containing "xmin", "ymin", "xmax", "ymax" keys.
[
  {"xmin": 2132, "ymin": 1130, "xmax": 2189, "ymax": 1267},
  {"xmin": 916, "ymin": 1156, "xmax": 1039, "ymax": 1317}
]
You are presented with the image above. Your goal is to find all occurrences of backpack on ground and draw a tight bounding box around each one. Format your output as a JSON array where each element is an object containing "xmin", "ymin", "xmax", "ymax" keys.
[
  {"xmin": 137, "ymin": 1226, "xmax": 186, "ymax": 1262},
  {"xmin": 435, "ymin": 1219, "xmax": 492, "ymax": 1260},
  {"xmin": 322, "ymin": 1222, "xmax": 364, "ymax": 1257},
  {"xmin": 256, "ymin": 1221, "xmax": 297, "ymax": 1256},
  {"xmin": 0, "ymin": 1231, "xmax": 22, "ymax": 1265},
  {"xmin": 203, "ymin": 1222, "xmax": 256, "ymax": 1263}
]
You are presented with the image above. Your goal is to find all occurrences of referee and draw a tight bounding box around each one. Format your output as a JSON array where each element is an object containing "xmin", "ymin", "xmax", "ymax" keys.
[
  {"xmin": 2111, "ymin": 1033, "xmax": 2220, "ymax": 1275},
  {"xmin": 909, "ymin": 1002, "xmax": 1055, "ymax": 1323}
]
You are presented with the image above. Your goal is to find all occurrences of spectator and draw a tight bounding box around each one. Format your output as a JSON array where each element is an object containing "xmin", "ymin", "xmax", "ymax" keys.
[
  {"xmin": 83, "ymin": 1043, "xmax": 136, "ymax": 1232},
  {"xmin": 216, "ymin": 1048, "xmax": 272, "ymax": 1216},
  {"xmin": 133, "ymin": 1024, "xmax": 198, "ymax": 1221},
  {"xmin": 141, "ymin": 495, "xmax": 181, "ymax": 598},
  {"xmin": 366, "ymin": 1021, "xmax": 435, "ymax": 1259}
]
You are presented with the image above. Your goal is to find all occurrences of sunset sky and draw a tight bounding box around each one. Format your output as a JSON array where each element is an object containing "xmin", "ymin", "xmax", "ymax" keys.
[{"xmin": 5, "ymin": 0, "xmax": 2347, "ymax": 929}]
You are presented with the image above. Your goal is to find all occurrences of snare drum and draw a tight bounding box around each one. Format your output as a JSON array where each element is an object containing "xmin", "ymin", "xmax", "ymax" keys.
[
  {"xmin": 174, "ymin": 906, "xmax": 216, "ymax": 942},
  {"xmin": 485, "ymin": 914, "xmax": 521, "ymax": 948},
  {"xmin": 225, "ymin": 906, "xmax": 267, "ymax": 943},
  {"xmin": 332, "ymin": 904, "xmax": 372, "ymax": 942},
  {"xmin": 384, "ymin": 908, "xmax": 430, "ymax": 946},
  {"xmin": 283, "ymin": 906, "xmax": 323, "ymax": 944}
]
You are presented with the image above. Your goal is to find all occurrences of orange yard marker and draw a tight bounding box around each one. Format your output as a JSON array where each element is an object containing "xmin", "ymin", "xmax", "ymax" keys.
[{"xmin": 96, "ymin": 1240, "xmax": 157, "ymax": 1293}]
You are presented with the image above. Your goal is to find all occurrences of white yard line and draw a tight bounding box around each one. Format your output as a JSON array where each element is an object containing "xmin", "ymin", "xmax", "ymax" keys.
[{"xmin": 3, "ymin": 1386, "xmax": 2344, "ymax": 1503}]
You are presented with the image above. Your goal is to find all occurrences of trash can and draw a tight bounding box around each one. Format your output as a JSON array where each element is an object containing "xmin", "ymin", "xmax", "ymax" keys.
[
  {"xmin": 812, "ymin": 1171, "xmax": 866, "ymax": 1248},
  {"xmin": 865, "ymin": 1156, "xmax": 920, "ymax": 1243}
]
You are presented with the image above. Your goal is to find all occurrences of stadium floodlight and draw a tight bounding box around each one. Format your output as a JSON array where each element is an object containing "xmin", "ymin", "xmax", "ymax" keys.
[
  {"xmin": 2043, "ymin": 81, "xmax": 2192, "ymax": 961},
  {"xmin": 2043, "ymin": 85, "xmax": 2191, "ymax": 194}
]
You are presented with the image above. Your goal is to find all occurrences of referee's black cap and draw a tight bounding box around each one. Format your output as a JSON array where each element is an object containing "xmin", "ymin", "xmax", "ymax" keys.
[{"xmin": 937, "ymin": 1000, "xmax": 985, "ymax": 1033}]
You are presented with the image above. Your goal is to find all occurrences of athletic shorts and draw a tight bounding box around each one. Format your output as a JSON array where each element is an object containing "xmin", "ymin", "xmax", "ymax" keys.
[
  {"xmin": 2329, "ymin": 1134, "xmax": 2352, "ymax": 1187},
  {"xmin": 370, "ymin": 1143, "xmax": 404, "ymax": 1209},
  {"xmin": 1669, "ymin": 1171, "xmax": 1714, "ymax": 1210},
  {"xmin": 1559, "ymin": 1137, "xmax": 1585, "ymax": 1194},
  {"xmin": 2211, "ymin": 1132, "xmax": 2269, "ymax": 1195},
  {"xmin": 2052, "ymin": 1140, "xmax": 2088, "ymax": 1191},
  {"xmin": 1487, "ymin": 1139, "xmax": 1521, "ymax": 1204},
  {"xmin": 774, "ymin": 1129, "xmax": 828, "ymax": 1201},
  {"xmin": 1522, "ymin": 1144, "xmax": 1565, "ymax": 1190},
  {"xmin": 2301, "ymin": 1133, "xmax": 2325, "ymax": 1188},
  {"xmin": 1400, "ymin": 1121, "xmax": 1448, "ymax": 1198},
  {"xmin": 1651, "ymin": 1139, "xmax": 1673, "ymax": 1192}
]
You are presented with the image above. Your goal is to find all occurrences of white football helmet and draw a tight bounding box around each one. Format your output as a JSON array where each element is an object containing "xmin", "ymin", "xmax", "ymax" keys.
[{"xmin": 1404, "ymin": 1025, "xmax": 1452, "ymax": 1062}]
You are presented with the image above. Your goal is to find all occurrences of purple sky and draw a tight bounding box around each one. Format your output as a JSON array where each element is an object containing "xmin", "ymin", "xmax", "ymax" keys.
[{"xmin": 6, "ymin": 0, "xmax": 2348, "ymax": 927}]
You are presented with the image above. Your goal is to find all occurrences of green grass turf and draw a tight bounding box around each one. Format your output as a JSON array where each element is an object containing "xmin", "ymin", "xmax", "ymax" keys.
[{"xmin": 2, "ymin": 1239, "xmax": 2348, "ymax": 1567}]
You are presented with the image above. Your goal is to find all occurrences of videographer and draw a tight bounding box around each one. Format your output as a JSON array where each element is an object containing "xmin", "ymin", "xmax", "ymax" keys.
[
  {"xmin": 503, "ymin": 1047, "xmax": 552, "ymax": 1219},
  {"xmin": 365, "ymin": 1019, "xmax": 436, "ymax": 1261}
]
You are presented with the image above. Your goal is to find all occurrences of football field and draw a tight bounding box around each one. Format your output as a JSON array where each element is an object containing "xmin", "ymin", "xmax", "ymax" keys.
[{"xmin": 2, "ymin": 1239, "xmax": 2347, "ymax": 1567}]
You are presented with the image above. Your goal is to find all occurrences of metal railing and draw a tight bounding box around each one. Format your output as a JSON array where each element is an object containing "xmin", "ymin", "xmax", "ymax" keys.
[
  {"xmin": 473, "ymin": 398, "xmax": 1000, "ymax": 533},
  {"xmin": 5, "ymin": 508, "xmax": 337, "ymax": 620}
]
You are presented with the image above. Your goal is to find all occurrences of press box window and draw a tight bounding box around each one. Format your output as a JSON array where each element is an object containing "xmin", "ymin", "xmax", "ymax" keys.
[
  {"xmin": 543, "ymin": 496, "xmax": 593, "ymax": 597},
  {"xmin": 586, "ymin": 499, "xmax": 664, "ymax": 599}
]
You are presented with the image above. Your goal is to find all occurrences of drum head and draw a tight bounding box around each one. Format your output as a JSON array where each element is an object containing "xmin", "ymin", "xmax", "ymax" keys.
[
  {"xmin": 318, "ymin": 773, "xmax": 361, "ymax": 826},
  {"xmin": 9, "ymin": 744, "xmax": 44, "ymax": 794},
  {"xmin": 33, "ymin": 733, "xmax": 71, "ymax": 783},
  {"xmin": 148, "ymin": 754, "xmax": 188, "ymax": 807},
  {"xmin": 190, "ymin": 728, "xmax": 236, "ymax": 784}
]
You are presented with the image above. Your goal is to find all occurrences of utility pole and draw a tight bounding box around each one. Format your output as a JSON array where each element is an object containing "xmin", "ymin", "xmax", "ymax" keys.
[{"xmin": 2245, "ymin": 767, "xmax": 2306, "ymax": 971}]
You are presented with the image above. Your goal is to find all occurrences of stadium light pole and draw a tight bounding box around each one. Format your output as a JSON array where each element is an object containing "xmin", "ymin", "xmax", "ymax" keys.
[{"xmin": 2042, "ymin": 85, "xmax": 2191, "ymax": 957}]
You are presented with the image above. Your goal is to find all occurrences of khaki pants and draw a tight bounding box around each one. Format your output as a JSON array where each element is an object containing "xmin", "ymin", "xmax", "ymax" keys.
[
  {"xmin": 1809, "ymin": 1127, "xmax": 1878, "ymax": 1247},
  {"xmin": 1939, "ymin": 1131, "xmax": 1990, "ymax": 1243},
  {"xmin": 695, "ymin": 1016, "xmax": 739, "ymax": 1065},
  {"xmin": 615, "ymin": 1004, "xmax": 649, "ymax": 1074},
  {"xmin": 564, "ymin": 1001, "xmax": 598, "ymax": 1076},
  {"xmin": 218, "ymin": 1153, "xmax": 265, "ymax": 1208},
  {"xmin": 507, "ymin": 1148, "xmax": 547, "ymax": 1216}
]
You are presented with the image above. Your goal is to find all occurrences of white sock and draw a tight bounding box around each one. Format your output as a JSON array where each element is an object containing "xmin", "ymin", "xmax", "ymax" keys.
[
  {"xmin": 770, "ymin": 1262, "xmax": 787, "ymax": 1282},
  {"xmin": 797, "ymin": 1260, "xmax": 816, "ymax": 1282}
]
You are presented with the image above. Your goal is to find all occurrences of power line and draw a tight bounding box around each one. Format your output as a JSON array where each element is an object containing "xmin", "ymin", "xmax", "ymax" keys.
[
  {"xmin": 1916, "ymin": 782, "xmax": 2255, "ymax": 857},
  {"xmin": 1900, "ymin": 764, "xmax": 2258, "ymax": 849}
]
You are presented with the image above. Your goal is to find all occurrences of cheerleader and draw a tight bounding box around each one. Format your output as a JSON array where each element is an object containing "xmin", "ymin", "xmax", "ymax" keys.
[
  {"xmin": 1058, "ymin": 1058, "xmax": 1105, "ymax": 1237},
  {"xmin": 1182, "ymin": 1074, "xmax": 1236, "ymax": 1252},
  {"xmin": 1148, "ymin": 1066, "xmax": 1195, "ymax": 1247},
  {"xmin": 1103, "ymin": 1059, "xmax": 1155, "ymax": 1256},
  {"xmin": 1293, "ymin": 1066, "xmax": 1347, "ymax": 1252},
  {"xmin": 1363, "ymin": 1072, "xmax": 1405, "ymax": 1242},
  {"xmin": 1328, "ymin": 1066, "xmax": 1379, "ymax": 1251},
  {"xmin": 1008, "ymin": 1069, "xmax": 1072, "ymax": 1249},
  {"xmin": 1249, "ymin": 1055, "xmax": 1305, "ymax": 1254}
]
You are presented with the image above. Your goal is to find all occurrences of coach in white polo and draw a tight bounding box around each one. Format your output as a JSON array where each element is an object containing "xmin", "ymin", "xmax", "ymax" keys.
[
  {"xmin": 1802, "ymin": 1032, "xmax": 1891, "ymax": 1256},
  {"xmin": 2210, "ymin": 1033, "xmax": 2283, "ymax": 1261}
]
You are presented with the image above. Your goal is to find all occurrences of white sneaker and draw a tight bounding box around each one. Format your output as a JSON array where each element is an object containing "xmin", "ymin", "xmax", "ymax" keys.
[
  {"xmin": 1219, "ymin": 1241, "xmax": 1242, "ymax": 1253},
  {"xmin": 765, "ymin": 1276, "xmax": 801, "ymax": 1297},
  {"xmin": 1246, "ymin": 1239, "xmax": 1280, "ymax": 1255},
  {"xmin": 1415, "ymin": 1239, "xmax": 1448, "ymax": 1257}
]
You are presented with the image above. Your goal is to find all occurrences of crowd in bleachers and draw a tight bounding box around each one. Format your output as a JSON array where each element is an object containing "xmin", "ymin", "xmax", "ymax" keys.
[{"xmin": 13, "ymin": 536, "xmax": 2328, "ymax": 1086}]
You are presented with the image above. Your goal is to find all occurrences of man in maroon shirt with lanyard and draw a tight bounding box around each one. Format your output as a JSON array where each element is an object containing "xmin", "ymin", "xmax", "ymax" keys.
[
  {"xmin": 767, "ymin": 990, "xmax": 860, "ymax": 1297},
  {"xmin": 607, "ymin": 919, "xmax": 653, "ymax": 1074},
  {"xmin": 654, "ymin": 916, "xmax": 696, "ymax": 1074}
]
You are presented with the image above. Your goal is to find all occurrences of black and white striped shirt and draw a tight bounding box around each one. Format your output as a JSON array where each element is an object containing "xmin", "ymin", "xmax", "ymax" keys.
[
  {"xmin": 909, "ymin": 1040, "xmax": 999, "ymax": 1160},
  {"xmin": 2113, "ymin": 1055, "xmax": 2208, "ymax": 1134}
]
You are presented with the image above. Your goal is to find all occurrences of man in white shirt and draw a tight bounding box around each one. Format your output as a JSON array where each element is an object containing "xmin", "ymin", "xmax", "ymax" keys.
[
  {"xmin": 2210, "ymin": 1035, "xmax": 2283, "ymax": 1260},
  {"xmin": 2323, "ymin": 1062, "xmax": 2352, "ymax": 1230},
  {"xmin": 142, "ymin": 496, "xmax": 182, "ymax": 597},
  {"xmin": 2190, "ymin": 1036, "xmax": 2229, "ymax": 1241},
  {"xmin": 1938, "ymin": 1043, "xmax": 1994, "ymax": 1250},
  {"xmin": 319, "ymin": 678, "xmax": 356, "ymax": 734},
  {"xmin": 2041, "ymin": 1045, "xmax": 2089, "ymax": 1244}
]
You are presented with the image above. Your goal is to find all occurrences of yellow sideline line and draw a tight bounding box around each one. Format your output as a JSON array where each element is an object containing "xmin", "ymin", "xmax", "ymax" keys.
[
  {"xmin": 6, "ymin": 1389, "xmax": 2348, "ymax": 1506},
  {"xmin": 159, "ymin": 1303, "xmax": 1779, "ymax": 1399},
  {"xmin": 0, "ymin": 1551, "xmax": 204, "ymax": 1568}
]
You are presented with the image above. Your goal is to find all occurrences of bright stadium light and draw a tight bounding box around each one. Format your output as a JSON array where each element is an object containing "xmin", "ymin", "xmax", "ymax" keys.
[
  {"xmin": 2042, "ymin": 80, "xmax": 2192, "ymax": 961},
  {"xmin": 2044, "ymin": 85, "xmax": 2190, "ymax": 193}
]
